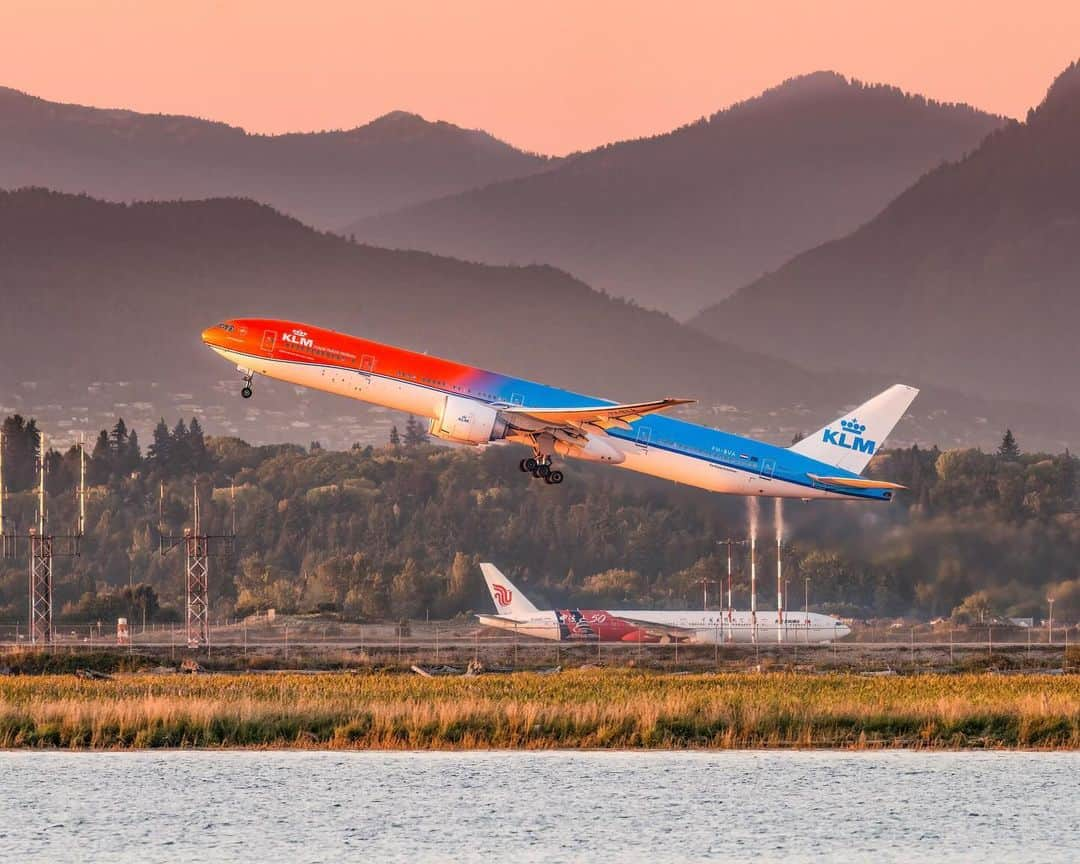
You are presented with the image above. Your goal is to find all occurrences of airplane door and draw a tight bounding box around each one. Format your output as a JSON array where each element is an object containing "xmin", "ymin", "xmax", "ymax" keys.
[
  {"xmin": 260, "ymin": 330, "xmax": 277, "ymax": 355},
  {"xmin": 635, "ymin": 426, "xmax": 652, "ymax": 451},
  {"xmin": 359, "ymin": 354, "xmax": 376, "ymax": 374},
  {"xmin": 759, "ymin": 457, "xmax": 776, "ymax": 478}
]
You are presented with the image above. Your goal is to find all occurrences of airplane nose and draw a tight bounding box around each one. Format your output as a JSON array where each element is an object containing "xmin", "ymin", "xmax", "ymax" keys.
[{"xmin": 201, "ymin": 326, "xmax": 218, "ymax": 345}]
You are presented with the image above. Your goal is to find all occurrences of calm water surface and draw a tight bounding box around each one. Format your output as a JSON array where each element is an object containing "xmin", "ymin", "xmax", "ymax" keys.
[{"xmin": 0, "ymin": 751, "xmax": 1076, "ymax": 863}]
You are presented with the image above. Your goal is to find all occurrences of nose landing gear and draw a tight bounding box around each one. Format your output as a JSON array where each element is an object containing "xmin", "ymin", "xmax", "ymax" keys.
[{"xmin": 239, "ymin": 369, "xmax": 255, "ymax": 399}]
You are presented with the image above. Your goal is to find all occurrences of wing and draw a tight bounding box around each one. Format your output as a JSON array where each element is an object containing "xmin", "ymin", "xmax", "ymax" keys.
[
  {"xmin": 504, "ymin": 398, "xmax": 694, "ymax": 435},
  {"xmin": 612, "ymin": 616, "xmax": 699, "ymax": 639}
]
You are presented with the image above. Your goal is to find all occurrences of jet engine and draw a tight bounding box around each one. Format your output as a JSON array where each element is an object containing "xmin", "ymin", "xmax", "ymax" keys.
[
  {"xmin": 554, "ymin": 434, "xmax": 625, "ymax": 464},
  {"xmin": 430, "ymin": 395, "xmax": 509, "ymax": 445}
]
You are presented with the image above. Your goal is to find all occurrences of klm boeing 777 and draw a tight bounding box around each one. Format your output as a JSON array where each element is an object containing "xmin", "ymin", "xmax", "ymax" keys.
[{"xmin": 201, "ymin": 319, "xmax": 918, "ymax": 501}]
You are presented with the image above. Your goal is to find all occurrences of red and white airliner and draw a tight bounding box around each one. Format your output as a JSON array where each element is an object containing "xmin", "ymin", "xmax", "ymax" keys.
[
  {"xmin": 202, "ymin": 318, "xmax": 917, "ymax": 500},
  {"xmin": 477, "ymin": 564, "xmax": 849, "ymax": 644}
]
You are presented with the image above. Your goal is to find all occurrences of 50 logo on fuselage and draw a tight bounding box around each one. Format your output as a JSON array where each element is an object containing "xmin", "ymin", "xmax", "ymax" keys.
[
  {"xmin": 492, "ymin": 584, "xmax": 513, "ymax": 606},
  {"xmin": 822, "ymin": 418, "xmax": 876, "ymax": 455}
]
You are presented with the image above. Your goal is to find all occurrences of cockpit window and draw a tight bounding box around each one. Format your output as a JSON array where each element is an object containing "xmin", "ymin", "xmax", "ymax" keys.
[{"xmin": 217, "ymin": 323, "xmax": 235, "ymax": 332}]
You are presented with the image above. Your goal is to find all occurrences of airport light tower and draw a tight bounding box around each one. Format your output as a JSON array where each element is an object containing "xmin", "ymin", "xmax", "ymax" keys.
[
  {"xmin": 159, "ymin": 480, "xmax": 234, "ymax": 649},
  {"xmin": 1, "ymin": 431, "xmax": 86, "ymax": 645}
]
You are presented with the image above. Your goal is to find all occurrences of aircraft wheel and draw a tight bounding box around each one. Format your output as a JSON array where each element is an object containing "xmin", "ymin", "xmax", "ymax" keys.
[
  {"xmin": 519, "ymin": 458, "xmax": 531, "ymax": 472},
  {"xmin": 547, "ymin": 470, "xmax": 564, "ymax": 485},
  {"xmin": 536, "ymin": 463, "xmax": 551, "ymax": 478},
  {"xmin": 524, "ymin": 456, "xmax": 539, "ymax": 472},
  {"xmin": 241, "ymin": 386, "xmax": 253, "ymax": 399}
]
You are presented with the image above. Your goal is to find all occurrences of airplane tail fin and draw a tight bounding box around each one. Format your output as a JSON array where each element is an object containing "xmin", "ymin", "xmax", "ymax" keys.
[
  {"xmin": 480, "ymin": 563, "xmax": 539, "ymax": 618},
  {"xmin": 789, "ymin": 384, "xmax": 919, "ymax": 474}
]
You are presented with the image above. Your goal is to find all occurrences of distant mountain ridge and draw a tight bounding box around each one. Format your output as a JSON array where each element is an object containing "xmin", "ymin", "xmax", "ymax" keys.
[
  {"xmin": 348, "ymin": 72, "xmax": 1004, "ymax": 318},
  {"xmin": 0, "ymin": 87, "xmax": 553, "ymax": 227},
  {"xmin": 0, "ymin": 188, "xmax": 1073, "ymax": 452},
  {"xmin": 690, "ymin": 61, "xmax": 1080, "ymax": 413}
]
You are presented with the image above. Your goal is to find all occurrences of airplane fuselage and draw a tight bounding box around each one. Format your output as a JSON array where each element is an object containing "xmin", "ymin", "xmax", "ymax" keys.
[
  {"xmin": 201, "ymin": 318, "xmax": 895, "ymax": 501},
  {"xmin": 476, "ymin": 609, "xmax": 850, "ymax": 644}
]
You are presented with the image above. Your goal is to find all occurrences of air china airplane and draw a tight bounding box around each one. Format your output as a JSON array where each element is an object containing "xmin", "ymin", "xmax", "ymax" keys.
[
  {"xmin": 201, "ymin": 318, "xmax": 917, "ymax": 500},
  {"xmin": 477, "ymin": 564, "xmax": 849, "ymax": 644}
]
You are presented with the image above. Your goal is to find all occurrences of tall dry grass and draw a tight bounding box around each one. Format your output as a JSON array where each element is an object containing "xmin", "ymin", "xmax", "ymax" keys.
[{"xmin": 0, "ymin": 671, "xmax": 1076, "ymax": 749}]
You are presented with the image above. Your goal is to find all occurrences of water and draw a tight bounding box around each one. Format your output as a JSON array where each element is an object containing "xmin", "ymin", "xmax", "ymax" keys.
[{"xmin": 0, "ymin": 751, "xmax": 1076, "ymax": 863}]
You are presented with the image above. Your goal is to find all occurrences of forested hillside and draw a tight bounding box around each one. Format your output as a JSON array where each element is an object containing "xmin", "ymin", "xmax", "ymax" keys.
[
  {"xmin": 1, "ymin": 416, "xmax": 1076, "ymax": 625},
  {"xmin": 692, "ymin": 61, "xmax": 1080, "ymax": 413},
  {"xmin": 0, "ymin": 188, "xmax": 1069, "ymax": 452}
]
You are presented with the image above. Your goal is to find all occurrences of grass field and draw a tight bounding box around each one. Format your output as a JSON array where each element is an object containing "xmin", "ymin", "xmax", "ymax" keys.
[{"xmin": 0, "ymin": 670, "xmax": 1077, "ymax": 750}]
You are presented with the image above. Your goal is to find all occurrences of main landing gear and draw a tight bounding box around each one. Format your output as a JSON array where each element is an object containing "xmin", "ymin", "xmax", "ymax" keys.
[
  {"xmin": 239, "ymin": 369, "xmax": 255, "ymax": 399},
  {"xmin": 519, "ymin": 456, "xmax": 564, "ymax": 484}
]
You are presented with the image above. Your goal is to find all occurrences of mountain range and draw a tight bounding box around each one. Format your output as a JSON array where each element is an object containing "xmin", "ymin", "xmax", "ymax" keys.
[
  {"xmin": 0, "ymin": 87, "xmax": 551, "ymax": 228},
  {"xmin": 348, "ymin": 72, "xmax": 1003, "ymax": 318},
  {"xmin": 0, "ymin": 188, "xmax": 1071, "ymax": 451},
  {"xmin": 690, "ymin": 62, "xmax": 1080, "ymax": 414}
]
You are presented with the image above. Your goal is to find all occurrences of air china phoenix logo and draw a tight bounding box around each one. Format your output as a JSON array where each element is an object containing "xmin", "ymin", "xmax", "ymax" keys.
[
  {"xmin": 283, "ymin": 329, "xmax": 314, "ymax": 348},
  {"xmin": 822, "ymin": 417, "xmax": 876, "ymax": 455},
  {"xmin": 492, "ymin": 584, "xmax": 513, "ymax": 606}
]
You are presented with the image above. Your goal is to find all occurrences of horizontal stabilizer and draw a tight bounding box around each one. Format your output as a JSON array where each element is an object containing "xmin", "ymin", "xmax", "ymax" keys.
[{"xmin": 807, "ymin": 475, "xmax": 906, "ymax": 491}]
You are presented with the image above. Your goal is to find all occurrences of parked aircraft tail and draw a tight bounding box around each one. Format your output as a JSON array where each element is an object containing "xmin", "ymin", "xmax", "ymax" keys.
[
  {"xmin": 789, "ymin": 384, "xmax": 919, "ymax": 474},
  {"xmin": 480, "ymin": 563, "xmax": 540, "ymax": 618}
]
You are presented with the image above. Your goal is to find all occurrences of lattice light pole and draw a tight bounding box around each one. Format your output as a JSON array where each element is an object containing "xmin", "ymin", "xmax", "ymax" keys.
[
  {"xmin": 160, "ymin": 481, "xmax": 234, "ymax": 649},
  {"xmin": 3, "ymin": 431, "xmax": 85, "ymax": 645}
]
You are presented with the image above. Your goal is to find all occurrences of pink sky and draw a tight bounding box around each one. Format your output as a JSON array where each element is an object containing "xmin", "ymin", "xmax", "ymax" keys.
[{"xmin": 2, "ymin": 0, "xmax": 1077, "ymax": 155}]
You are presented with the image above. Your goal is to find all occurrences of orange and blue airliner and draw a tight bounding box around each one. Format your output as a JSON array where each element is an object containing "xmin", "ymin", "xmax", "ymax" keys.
[{"xmin": 201, "ymin": 319, "xmax": 917, "ymax": 500}]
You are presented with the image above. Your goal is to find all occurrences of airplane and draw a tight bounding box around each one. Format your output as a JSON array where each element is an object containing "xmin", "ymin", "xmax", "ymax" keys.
[
  {"xmin": 200, "ymin": 318, "xmax": 918, "ymax": 500},
  {"xmin": 476, "ymin": 563, "xmax": 850, "ymax": 644}
]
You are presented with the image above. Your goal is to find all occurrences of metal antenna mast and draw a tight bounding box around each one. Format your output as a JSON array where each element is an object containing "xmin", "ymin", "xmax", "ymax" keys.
[
  {"xmin": 15, "ymin": 432, "xmax": 86, "ymax": 645},
  {"xmin": 159, "ymin": 478, "xmax": 234, "ymax": 649},
  {"xmin": 0, "ymin": 429, "xmax": 9, "ymax": 560}
]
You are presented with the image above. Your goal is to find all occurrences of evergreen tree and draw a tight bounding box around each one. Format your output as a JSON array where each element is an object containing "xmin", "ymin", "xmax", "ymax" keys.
[
  {"xmin": 188, "ymin": 417, "xmax": 208, "ymax": 471},
  {"xmin": 998, "ymin": 428, "xmax": 1020, "ymax": 460},
  {"xmin": 88, "ymin": 429, "xmax": 112, "ymax": 484},
  {"xmin": 109, "ymin": 418, "xmax": 129, "ymax": 456},
  {"xmin": 1, "ymin": 415, "xmax": 40, "ymax": 492},
  {"xmin": 389, "ymin": 425, "xmax": 401, "ymax": 448},
  {"xmin": 403, "ymin": 415, "xmax": 428, "ymax": 448},
  {"xmin": 122, "ymin": 428, "xmax": 142, "ymax": 475},
  {"xmin": 147, "ymin": 418, "xmax": 172, "ymax": 468},
  {"xmin": 171, "ymin": 419, "xmax": 190, "ymax": 473}
]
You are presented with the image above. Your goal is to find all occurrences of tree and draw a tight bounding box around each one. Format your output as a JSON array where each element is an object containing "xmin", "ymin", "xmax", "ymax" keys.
[
  {"xmin": 1, "ymin": 415, "xmax": 40, "ymax": 492},
  {"xmin": 171, "ymin": 419, "xmax": 190, "ymax": 472},
  {"xmin": 188, "ymin": 417, "xmax": 208, "ymax": 471},
  {"xmin": 389, "ymin": 425, "xmax": 401, "ymax": 449},
  {"xmin": 109, "ymin": 418, "xmax": 129, "ymax": 456},
  {"xmin": 403, "ymin": 415, "xmax": 428, "ymax": 448},
  {"xmin": 147, "ymin": 418, "xmax": 172, "ymax": 468},
  {"xmin": 998, "ymin": 429, "xmax": 1020, "ymax": 460},
  {"xmin": 88, "ymin": 429, "xmax": 112, "ymax": 484}
]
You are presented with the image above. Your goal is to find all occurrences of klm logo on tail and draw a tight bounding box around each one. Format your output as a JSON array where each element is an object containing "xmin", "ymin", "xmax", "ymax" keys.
[{"xmin": 822, "ymin": 418, "xmax": 876, "ymax": 455}]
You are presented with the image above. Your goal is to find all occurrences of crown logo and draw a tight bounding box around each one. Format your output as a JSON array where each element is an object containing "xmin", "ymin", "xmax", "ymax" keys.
[
  {"xmin": 840, "ymin": 418, "xmax": 866, "ymax": 435},
  {"xmin": 293, "ymin": 329, "xmax": 308, "ymax": 337}
]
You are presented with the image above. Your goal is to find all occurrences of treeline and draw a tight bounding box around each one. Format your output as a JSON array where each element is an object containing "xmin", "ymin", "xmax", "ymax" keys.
[{"xmin": 0, "ymin": 416, "xmax": 1077, "ymax": 624}]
